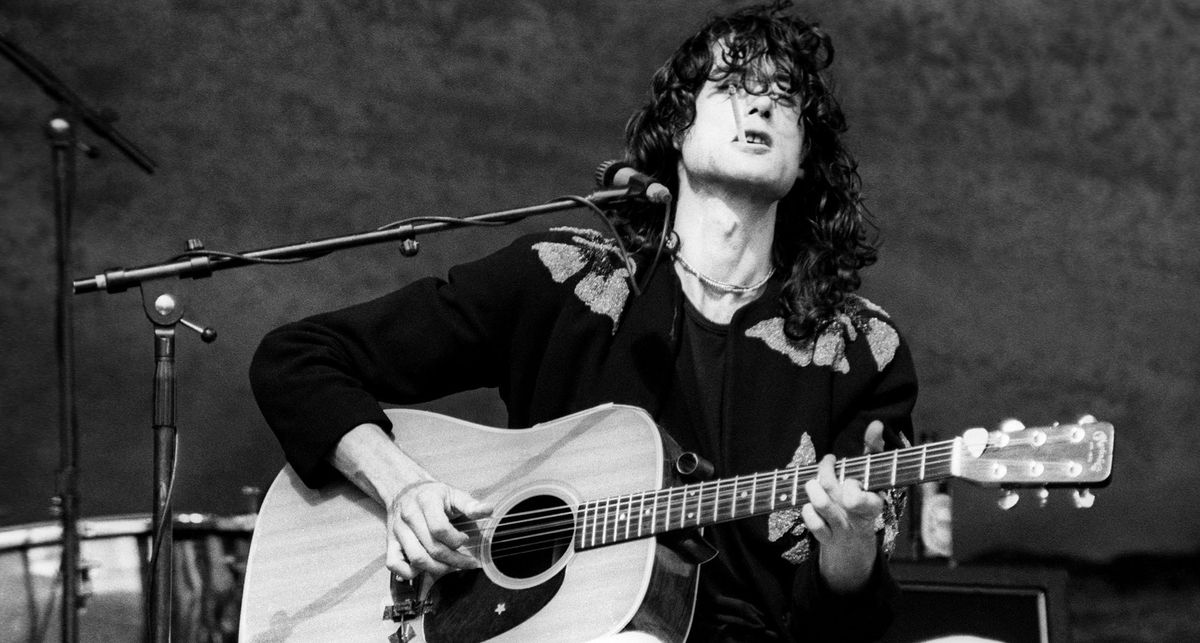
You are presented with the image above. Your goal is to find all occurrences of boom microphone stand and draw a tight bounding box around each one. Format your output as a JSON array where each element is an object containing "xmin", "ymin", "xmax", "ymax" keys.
[{"xmin": 0, "ymin": 29, "xmax": 156, "ymax": 643}]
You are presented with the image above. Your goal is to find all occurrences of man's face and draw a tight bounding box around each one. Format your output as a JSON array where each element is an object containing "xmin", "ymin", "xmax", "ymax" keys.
[{"xmin": 677, "ymin": 55, "xmax": 805, "ymax": 203}]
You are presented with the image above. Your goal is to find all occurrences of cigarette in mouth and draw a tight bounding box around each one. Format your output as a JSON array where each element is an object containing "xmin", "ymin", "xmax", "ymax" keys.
[{"xmin": 729, "ymin": 86, "xmax": 746, "ymax": 142}]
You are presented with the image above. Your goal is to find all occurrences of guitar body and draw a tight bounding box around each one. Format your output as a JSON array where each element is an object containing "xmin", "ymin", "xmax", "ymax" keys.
[{"xmin": 240, "ymin": 404, "xmax": 700, "ymax": 642}]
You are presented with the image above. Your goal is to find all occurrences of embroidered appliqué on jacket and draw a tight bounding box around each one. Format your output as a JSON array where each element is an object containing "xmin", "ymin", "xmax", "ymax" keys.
[
  {"xmin": 877, "ymin": 490, "xmax": 905, "ymax": 557},
  {"xmin": 871, "ymin": 429, "xmax": 911, "ymax": 557},
  {"xmin": 532, "ymin": 228, "xmax": 633, "ymax": 332},
  {"xmin": 745, "ymin": 296, "xmax": 899, "ymax": 374},
  {"xmin": 768, "ymin": 433, "xmax": 816, "ymax": 564}
]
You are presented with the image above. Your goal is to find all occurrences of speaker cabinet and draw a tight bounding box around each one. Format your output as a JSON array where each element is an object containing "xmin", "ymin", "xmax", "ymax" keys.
[{"xmin": 883, "ymin": 562, "xmax": 1070, "ymax": 643}]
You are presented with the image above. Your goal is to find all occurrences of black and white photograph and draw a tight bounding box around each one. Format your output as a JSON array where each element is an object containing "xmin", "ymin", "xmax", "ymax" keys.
[{"xmin": 2, "ymin": 1, "xmax": 1196, "ymax": 641}]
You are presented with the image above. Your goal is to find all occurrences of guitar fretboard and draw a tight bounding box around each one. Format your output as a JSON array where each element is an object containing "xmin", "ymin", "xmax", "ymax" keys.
[{"xmin": 574, "ymin": 439, "xmax": 957, "ymax": 550}]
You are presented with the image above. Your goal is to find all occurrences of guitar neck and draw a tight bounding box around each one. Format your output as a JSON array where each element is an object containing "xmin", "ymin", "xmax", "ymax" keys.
[{"xmin": 574, "ymin": 439, "xmax": 957, "ymax": 550}]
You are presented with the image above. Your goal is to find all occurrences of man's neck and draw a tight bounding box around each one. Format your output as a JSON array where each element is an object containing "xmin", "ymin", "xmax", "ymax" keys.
[
  {"xmin": 671, "ymin": 177, "xmax": 778, "ymax": 324},
  {"xmin": 672, "ymin": 180, "xmax": 777, "ymax": 284}
]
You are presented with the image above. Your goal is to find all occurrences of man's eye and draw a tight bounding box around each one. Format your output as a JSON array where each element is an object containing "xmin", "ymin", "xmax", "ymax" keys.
[{"xmin": 715, "ymin": 82, "xmax": 740, "ymax": 95}]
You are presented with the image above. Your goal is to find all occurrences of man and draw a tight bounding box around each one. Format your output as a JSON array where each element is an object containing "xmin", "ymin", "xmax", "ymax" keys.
[{"xmin": 250, "ymin": 3, "xmax": 917, "ymax": 641}]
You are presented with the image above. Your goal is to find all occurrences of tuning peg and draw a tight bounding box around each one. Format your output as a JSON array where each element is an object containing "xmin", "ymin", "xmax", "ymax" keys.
[
  {"xmin": 1036, "ymin": 487, "xmax": 1049, "ymax": 508},
  {"xmin": 1072, "ymin": 488, "xmax": 1096, "ymax": 509},
  {"xmin": 998, "ymin": 418, "xmax": 1025, "ymax": 433},
  {"xmin": 997, "ymin": 489, "xmax": 1019, "ymax": 510},
  {"xmin": 1076, "ymin": 414, "xmax": 1097, "ymax": 425}
]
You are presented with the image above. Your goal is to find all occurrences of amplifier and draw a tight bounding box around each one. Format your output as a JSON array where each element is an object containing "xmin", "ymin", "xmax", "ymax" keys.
[{"xmin": 883, "ymin": 562, "xmax": 1071, "ymax": 643}]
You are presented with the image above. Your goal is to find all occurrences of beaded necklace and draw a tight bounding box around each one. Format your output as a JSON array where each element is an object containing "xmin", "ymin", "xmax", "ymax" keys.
[{"xmin": 674, "ymin": 253, "xmax": 775, "ymax": 295}]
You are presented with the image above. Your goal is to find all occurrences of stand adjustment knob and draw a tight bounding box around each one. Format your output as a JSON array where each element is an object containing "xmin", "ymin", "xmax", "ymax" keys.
[{"xmin": 180, "ymin": 317, "xmax": 218, "ymax": 343}]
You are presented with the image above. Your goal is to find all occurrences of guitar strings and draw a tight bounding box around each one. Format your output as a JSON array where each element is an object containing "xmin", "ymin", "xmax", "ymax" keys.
[
  {"xmin": 458, "ymin": 442, "xmax": 963, "ymax": 554},
  {"xmin": 482, "ymin": 445, "xmax": 963, "ymax": 557},
  {"xmin": 467, "ymin": 441, "xmax": 963, "ymax": 543},
  {"xmin": 460, "ymin": 432, "xmax": 1086, "ymax": 562}
]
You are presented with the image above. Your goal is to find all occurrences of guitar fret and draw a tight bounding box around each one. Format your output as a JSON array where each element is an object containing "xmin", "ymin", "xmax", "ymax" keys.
[
  {"xmin": 838, "ymin": 459, "xmax": 846, "ymax": 483},
  {"xmin": 657, "ymin": 487, "xmax": 667, "ymax": 532},
  {"xmin": 863, "ymin": 452, "xmax": 871, "ymax": 488},
  {"xmin": 730, "ymin": 476, "xmax": 739, "ymax": 519},
  {"xmin": 587, "ymin": 501, "xmax": 597, "ymax": 548},
  {"xmin": 617, "ymin": 496, "xmax": 623, "ymax": 541},
  {"xmin": 647, "ymin": 491, "xmax": 656, "ymax": 536},
  {"xmin": 712, "ymin": 480, "xmax": 721, "ymax": 522},
  {"xmin": 589, "ymin": 501, "xmax": 596, "ymax": 546},
  {"xmin": 680, "ymin": 488, "xmax": 690, "ymax": 529},
  {"xmin": 683, "ymin": 486, "xmax": 691, "ymax": 528},
  {"xmin": 770, "ymin": 474, "xmax": 778, "ymax": 510},
  {"xmin": 890, "ymin": 450, "xmax": 898, "ymax": 487},
  {"xmin": 682, "ymin": 487, "xmax": 690, "ymax": 527},
  {"xmin": 597, "ymin": 497, "xmax": 605, "ymax": 545},
  {"xmin": 615, "ymin": 496, "xmax": 624, "ymax": 542},
  {"xmin": 622, "ymin": 495, "xmax": 631, "ymax": 540},
  {"xmin": 592, "ymin": 499, "xmax": 599, "ymax": 545},
  {"xmin": 790, "ymin": 468, "xmax": 799, "ymax": 510},
  {"xmin": 616, "ymin": 496, "xmax": 624, "ymax": 542},
  {"xmin": 577, "ymin": 502, "xmax": 585, "ymax": 549},
  {"xmin": 618, "ymin": 496, "xmax": 625, "ymax": 541},
  {"xmin": 604, "ymin": 496, "xmax": 614, "ymax": 544},
  {"xmin": 637, "ymin": 491, "xmax": 646, "ymax": 538},
  {"xmin": 596, "ymin": 498, "xmax": 604, "ymax": 545},
  {"xmin": 664, "ymin": 487, "xmax": 674, "ymax": 533},
  {"xmin": 919, "ymin": 445, "xmax": 927, "ymax": 480}
]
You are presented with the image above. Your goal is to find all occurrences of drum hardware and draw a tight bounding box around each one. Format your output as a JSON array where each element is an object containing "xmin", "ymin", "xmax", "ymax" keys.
[
  {"xmin": 1, "ymin": 513, "xmax": 255, "ymax": 642},
  {"xmin": 240, "ymin": 486, "xmax": 265, "ymax": 514}
]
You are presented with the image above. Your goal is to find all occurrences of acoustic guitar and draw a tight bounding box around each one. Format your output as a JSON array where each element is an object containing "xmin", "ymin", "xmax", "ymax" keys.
[{"xmin": 239, "ymin": 404, "xmax": 1114, "ymax": 642}]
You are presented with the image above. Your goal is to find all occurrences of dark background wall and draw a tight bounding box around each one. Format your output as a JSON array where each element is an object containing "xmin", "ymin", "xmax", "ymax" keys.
[{"xmin": 2, "ymin": 0, "xmax": 1197, "ymax": 578}]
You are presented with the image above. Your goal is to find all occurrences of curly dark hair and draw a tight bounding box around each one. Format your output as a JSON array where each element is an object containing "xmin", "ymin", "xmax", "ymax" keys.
[{"xmin": 618, "ymin": 1, "xmax": 877, "ymax": 342}]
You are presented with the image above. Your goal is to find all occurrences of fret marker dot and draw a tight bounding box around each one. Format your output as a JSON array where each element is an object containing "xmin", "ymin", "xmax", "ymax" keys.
[
  {"xmin": 779, "ymin": 494, "xmax": 788, "ymax": 501},
  {"xmin": 619, "ymin": 512, "xmax": 627, "ymax": 521}
]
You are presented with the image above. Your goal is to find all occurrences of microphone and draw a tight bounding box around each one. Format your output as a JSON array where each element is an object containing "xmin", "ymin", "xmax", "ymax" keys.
[{"xmin": 595, "ymin": 160, "xmax": 672, "ymax": 204}]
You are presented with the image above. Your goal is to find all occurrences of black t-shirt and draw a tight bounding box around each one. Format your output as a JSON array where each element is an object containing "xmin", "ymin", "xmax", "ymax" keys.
[{"xmin": 668, "ymin": 297, "xmax": 781, "ymax": 641}]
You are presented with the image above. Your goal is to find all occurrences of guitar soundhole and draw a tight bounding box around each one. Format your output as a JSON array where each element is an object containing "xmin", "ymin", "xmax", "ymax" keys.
[{"xmin": 490, "ymin": 494, "xmax": 572, "ymax": 579}]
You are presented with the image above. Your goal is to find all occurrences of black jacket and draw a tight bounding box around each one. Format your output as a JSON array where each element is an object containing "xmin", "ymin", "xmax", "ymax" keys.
[{"xmin": 250, "ymin": 226, "xmax": 919, "ymax": 642}]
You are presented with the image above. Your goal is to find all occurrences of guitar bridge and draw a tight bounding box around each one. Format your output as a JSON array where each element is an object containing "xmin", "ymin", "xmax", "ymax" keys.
[
  {"xmin": 385, "ymin": 575, "xmax": 437, "ymax": 622},
  {"xmin": 383, "ymin": 599, "xmax": 436, "ymax": 621}
]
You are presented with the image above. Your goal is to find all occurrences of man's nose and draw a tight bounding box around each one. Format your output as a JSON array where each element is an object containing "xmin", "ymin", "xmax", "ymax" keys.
[{"xmin": 745, "ymin": 91, "xmax": 774, "ymax": 120}]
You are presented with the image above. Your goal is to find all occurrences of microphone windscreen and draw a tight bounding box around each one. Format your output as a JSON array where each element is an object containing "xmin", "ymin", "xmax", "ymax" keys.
[{"xmin": 594, "ymin": 160, "xmax": 627, "ymax": 187}]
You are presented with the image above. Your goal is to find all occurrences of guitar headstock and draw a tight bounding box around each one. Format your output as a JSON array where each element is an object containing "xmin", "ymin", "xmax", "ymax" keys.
[{"xmin": 954, "ymin": 415, "xmax": 1114, "ymax": 500}]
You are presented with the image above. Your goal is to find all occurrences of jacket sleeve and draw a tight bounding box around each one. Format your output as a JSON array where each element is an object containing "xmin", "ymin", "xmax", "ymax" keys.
[
  {"xmin": 787, "ymin": 543, "xmax": 900, "ymax": 641},
  {"xmin": 248, "ymin": 233, "xmax": 549, "ymax": 488},
  {"xmin": 788, "ymin": 311, "xmax": 919, "ymax": 641}
]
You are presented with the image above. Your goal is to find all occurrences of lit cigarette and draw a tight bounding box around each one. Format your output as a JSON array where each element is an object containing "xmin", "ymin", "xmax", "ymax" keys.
[{"xmin": 729, "ymin": 86, "xmax": 745, "ymax": 142}]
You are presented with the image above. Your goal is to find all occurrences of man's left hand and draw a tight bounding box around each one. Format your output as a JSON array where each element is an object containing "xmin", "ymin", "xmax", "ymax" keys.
[{"xmin": 800, "ymin": 419, "xmax": 887, "ymax": 593}]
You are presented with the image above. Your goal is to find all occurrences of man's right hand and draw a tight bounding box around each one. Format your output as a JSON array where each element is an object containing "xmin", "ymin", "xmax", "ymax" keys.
[
  {"xmin": 329, "ymin": 422, "xmax": 494, "ymax": 580},
  {"xmin": 386, "ymin": 479, "xmax": 493, "ymax": 579}
]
